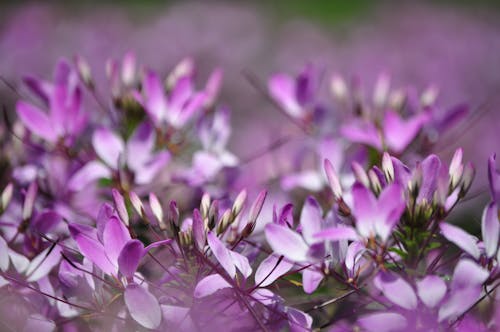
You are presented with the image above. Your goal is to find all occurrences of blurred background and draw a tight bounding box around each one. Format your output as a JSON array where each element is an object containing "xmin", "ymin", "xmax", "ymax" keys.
[{"xmin": 1, "ymin": 0, "xmax": 500, "ymax": 227}]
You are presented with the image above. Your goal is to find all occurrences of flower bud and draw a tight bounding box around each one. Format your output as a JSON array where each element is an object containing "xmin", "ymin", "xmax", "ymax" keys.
[
  {"xmin": 324, "ymin": 159, "xmax": 342, "ymax": 199},
  {"xmin": 200, "ymin": 192, "xmax": 211, "ymax": 219},
  {"xmin": 208, "ymin": 200, "xmax": 219, "ymax": 229},
  {"xmin": 121, "ymin": 52, "xmax": 136, "ymax": 87},
  {"xmin": 368, "ymin": 169, "xmax": 382, "ymax": 194},
  {"xmin": 449, "ymin": 148, "xmax": 463, "ymax": 189},
  {"xmin": 460, "ymin": 162, "xmax": 475, "ymax": 197},
  {"xmin": 216, "ymin": 209, "xmax": 232, "ymax": 235},
  {"xmin": 129, "ymin": 191, "xmax": 145, "ymax": 219},
  {"xmin": 330, "ymin": 74, "xmax": 348, "ymax": 101},
  {"xmin": 388, "ymin": 88, "xmax": 406, "ymax": 110},
  {"xmin": 352, "ymin": 161, "xmax": 370, "ymax": 188},
  {"xmin": 421, "ymin": 85, "xmax": 439, "ymax": 107},
  {"xmin": 231, "ymin": 189, "xmax": 247, "ymax": 218},
  {"xmin": 149, "ymin": 193, "xmax": 164, "ymax": 229},
  {"xmin": 22, "ymin": 182, "xmax": 37, "ymax": 221},
  {"xmin": 373, "ymin": 73, "xmax": 390, "ymax": 108},
  {"xmin": 74, "ymin": 55, "xmax": 93, "ymax": 88},
  {"xmin": 166, "ymin": 57, "xmax": 194, "ymax": 89},
  {"xmin": 169, "ymin": 201, "xmax": 180, "ymax": 227},
  {"xmin": 112, "ymin": 189, "xmax": 129, "ymax": 226},
  {"xmin": 381, "ymin": 152, "xmax": 394, "ymax": 182},
  {"xmin": 1, "ymin": 183, "xmax": 13, "ymax": 212}
]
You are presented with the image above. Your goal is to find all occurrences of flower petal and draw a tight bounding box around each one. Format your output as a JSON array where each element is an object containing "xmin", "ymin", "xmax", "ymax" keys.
[
  {"xmin": 103, "ymin": 216, "xmax": 131, "ymax": 266},
  {"xmin": 300, "ymin": 196, "xmax": 323, "ymax": 244},
  {"xmin": 194, "ymin": 274, "xmax": 231, "ymax": 298},
  {"xmin": 118, "ymin": 240, "xmax": 144, "ymax": 279},
  {"xmin": 416, "ymin": 275, "xmax": 447, "ymax": 308},
  {"xmin": 255, "ymin": 255, "xmax": 293, "ymax": 287},
  {"xmin": 265, "ymin": 224, "xmax": 309, "ymax": 262},
  {"xmin": 207, "ymin": 231, "xmax": 235, "ymax": 278},
  {"xmin": 268, "ymin": 74, "xmax": 302, "ymax": 118},
  {"xmin": 358, "ymin": 312, "xmax": 407, "ymax": 332},
  {"xmin": 16, "ymin": 101, "xmax": 57, "ymax": 142},
  {"xmin": 481, "ymin": 202, "xmax": 499, "ymax": 258},
  {"xmin": 26, "ymin": 245, "xmax": 62, "ymax": 282},
  {"xmin": 440, "ymin": 223, "xmax": 480, "ymax": 260},
  {"xmin": 374, "ymin": 272, "xmax": 417, "ymax": 310},
  {"xmin": 302, "ymin": 268, "xmax": 323, "ymax": 294},
  {"xmin": 124, "ymin": 283, "xmax": 162, "ymax": 329},
  {"xmin": 67, "ymin": 161, "xmax": 111, "ymax": 191},
  {"xmin": 92, "ymin": 128, "xmax": 124, "ymax": 169}
]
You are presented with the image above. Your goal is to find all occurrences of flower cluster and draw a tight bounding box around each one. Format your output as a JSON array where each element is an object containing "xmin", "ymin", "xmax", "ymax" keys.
[{"xmin": 0, "ymin": 54, "xmax": 498, "ymax": 332}]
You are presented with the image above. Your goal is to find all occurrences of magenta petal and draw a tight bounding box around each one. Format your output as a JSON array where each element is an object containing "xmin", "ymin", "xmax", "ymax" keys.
[
  {"xmin": 124, "ymin": 283, "xmax": 162, "ymax": 329},
  {"xmin": 358, "ymin": 312, "xmax": 407, "ymax": 332},
  {"xmin": 383, "ymin": 110, "xmax": 430, "ymax": 153},
  {"xmin": 26, "ymin": 245, "xmax": 62, "ymax": 282},
  {"xmin": 376, "ymin": 183, "xmax": 405, "ymax": 241},
  {"xmin": 103, "ymin": 216, "xmax": 131, "ymax": 266},
  {"xmin": 481, "ymin": 202, "xmax": 499, "ymax": 258},
  {"xmin": 416, "ymin": 275, "xmax": 447, "ymax": 308},
  {"xmin": 488, "ymin": 154, "xmax": 500, "ymax": 204},
  {"xmin": 192, "ymin": 210, "xmax": 206, "ymax": 250},
  {"xmin": 352, "ymin": 183, "xmax": 377, "ymax": 238},
  {"xmin": 287, "ymin": 308, "xmax": 313, "ymax": 332},
  {"xmin": 230, "ymin": 251, "xmax": 252, "ymax": 278},
  {"xmin": 340, "ymin": 121, "xmax": 382, "ymax": 150},
  {"xmin": 314, "ymin": 226, "xmax": 359, "ymax": 242},
  {"xmin": 374, "ymin": 272, "xmax": 417, "ymax": 310},
  {"xmin": 255, "ymin": 255, "xmax": 293, "ymax": 287},
  {"xmin": 32, "ymin": 210, "xmax": 62, "ymax": 234},
  {"xmin": 118, "ymin": 240, "xmax": 144, "ymax": 279},
  {"xmin": 126, "ymin": 121, "xmax": 155, "ymax": 173},
  {"xmin": 417, "ymin": 154, "xmax": 441, "ymax": 204},
  {"xmin": 302, "ymin": 268, "xmax": 323, "ymax": 294},
  {"xmin": 144, "ymin": 239, "xmax": 172, "ymax": 252},
  {"xmin": 268, "ymin": 74, "xmax": 302, "ymax": 118},
  {"xmin": 67, "ymin": 161, "xmax": 111, "ymax": 191},
  {"xmin": 451, "ymin": 259, "xmax": 489, "ymax": 290},
  {"xmin": 143, "ymin": 70, "xmax": 168, "ymax": 124},
  {"xmin": 134, "ymin": 151, "xmax": 170, "ymax": 185},
  {"xmin": 194, "ymin": 274, "xmax": 231, "ymax": 298},
  {"xmin": 300, "ymin": 196, "xmax": 323, "ymax": 244},
  {"xmin": 265, "ymin": 224, "xmax": 309, "ymax": 262},
  {"xmin": 207, "ymin": 231, "xmax": 236, "ymax": 278},
  {"xmin": 16, "ymin": 101, "xmax": 57, "ymax": 142},
  {"xmin": 92, "ymin": 128, "xmax": 124, "ymax": 169},
  {"xmin": 0, "ymin": 237, "xmax": 9, "ymax": 271},
  {"xmin": 440, "ymin": 223, "xmax": 480, "ymax": 260},
  {"xmin": 68, "ymin": 224, "xmax": 115, "ymax": 275},
  {"xmin": 438, "ymin": 287, "xmax": 481, "ymax": 323}
]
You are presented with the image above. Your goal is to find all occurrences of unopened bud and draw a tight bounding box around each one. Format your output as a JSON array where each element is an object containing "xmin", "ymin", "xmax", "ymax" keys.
[
  {"xmin": 169, "ymin": 201, "xmax": 180, "ymax": 227},
  {"xmin": 388, "ymin": 89, "xmax": 406, "ymax": 110},
  {"xmin": 112, "ymin": 189, "xmax": 129, "ymax": 226},
  {"xmin": 121, "ymin": 52, "xmax": 137, "ymax": 87},
  {"xmin": 74, "ymin": 55, "xmax": 93, "ymax": 88},
  {"xmin": 216, "ymin": 209, "xmax": 232, "ymax": 235},
  {"xmin": 368, "ymin": 169, "xmax": 382, "ymax": 194},
  {"xmin": 449, "ymin": 148, "xmax": 464, "ymax": 189},
  {"xmin": 208, "ymin": 200, "xmax": 219, "ymax": 229},
  {"xmin": 129, "ymin": 191, "xmax": 145, "ymax": 219},
  {"xmin": 231, "ymin": 189, "xmax": 247, "ymax": 218},
  {"xmin": 22, "ymin": 182, "xmax": 37, "ymax": 221},
  {"xmin": 324, "ymin": 159, "xmax": 342, "ymax": 199},
  {"xmin": 200, "ymin": 193, "xmax": 211, "ymax": 218},
  {"xmin": 166, "ymin": 57, "xmax": 194, "ymax": 89},
  {"xmin": 192, "ymin": 209, "xmax": 206, "ymax": 250},
  {"xmin": 248, "ymin": 190, "xmax": 267, "ymax": 224},
  {"xmin": 149, "ymin": 193, "xmax": 164, "ymax": 228},
  {"xmin": 421, "ymin": 85, "xmax": 439, "ymax": 107},
  {"xmin": 373, "ymin": 73, "xmax": 390, "ymax": 108},
  {"xmin": 460, "ymin": 162, "xmax": 475, "ymax": 196},
  {"xmin": 382, "ymin": 152, "xmax": 394, "ymax": 182},
  {"xmin": 1, "ymin": 183, "xmax": 13, "ymax": 212},
  {"xmin": 352, "ymin": 161, "xmax": 370, "ymax": 188},
  {"xmin": 331, "ymin": 74, "xmax": 348, "ymax": 101}
]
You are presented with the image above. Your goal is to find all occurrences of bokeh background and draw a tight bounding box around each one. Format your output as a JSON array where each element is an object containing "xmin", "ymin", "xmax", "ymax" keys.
[{"xmin": 1, "ymin": 0, "xmax": 500, "ymax": 230}]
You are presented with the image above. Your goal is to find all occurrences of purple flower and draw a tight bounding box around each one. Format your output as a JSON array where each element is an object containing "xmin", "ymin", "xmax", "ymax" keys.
[{"xmin": 16, "ymin": 59, "xmax": 87, "ymax": 145}]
